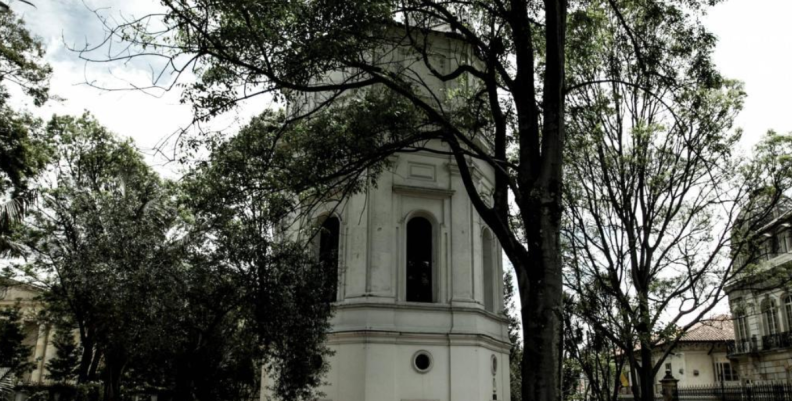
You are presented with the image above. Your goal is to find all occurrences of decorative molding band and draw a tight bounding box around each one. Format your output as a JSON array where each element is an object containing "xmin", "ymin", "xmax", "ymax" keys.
[
  {"xmin": 392, "ymin": 185, "xmax": 455, "ymax": 199},
  {"xmin": 332, "ymin": 300, "xmax": 509, "ymax": 323},
  {"xmin": 326, "ymin": 330, "xmax": 512, "ymax": 353}
]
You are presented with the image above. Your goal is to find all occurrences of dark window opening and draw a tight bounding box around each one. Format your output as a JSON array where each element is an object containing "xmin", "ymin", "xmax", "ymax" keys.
[
  {"xmin": 319, "ymin": 216, "xmax": 340, "ymax": 302},
  {"xmin": 407, "ymin": 217, "xmax": 433, "ymax": 303}
]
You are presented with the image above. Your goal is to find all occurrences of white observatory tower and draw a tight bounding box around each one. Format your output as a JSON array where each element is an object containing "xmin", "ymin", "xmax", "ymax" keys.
[{"xmin": 264, "ymin": 27, "xmax": 512, "ymax": 401}]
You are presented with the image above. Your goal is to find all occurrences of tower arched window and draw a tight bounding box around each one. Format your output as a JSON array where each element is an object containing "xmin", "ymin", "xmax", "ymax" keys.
[
  {"xmin": 319, "ymin": 216, "xmax": 340, "ymax": 302},
  {"xmin": 482, "ymin": 228, "xmax": 495, "ymax": 313},
  {"xmin": 762, "ymin": 298, "xmax": 780, "ymax": 335},
  {"xmin": 406, "ymin": 217, "xmax": 433, "ymax": 303}
]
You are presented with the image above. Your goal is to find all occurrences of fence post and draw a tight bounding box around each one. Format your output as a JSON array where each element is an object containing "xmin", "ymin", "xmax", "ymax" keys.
[
  {"xmin": 721, "ymin": 377, "xmax": 726, "ymax": 401},
  {"xmin": 660, "ymin": 372, "xmax": 679, "ymax": 401}
]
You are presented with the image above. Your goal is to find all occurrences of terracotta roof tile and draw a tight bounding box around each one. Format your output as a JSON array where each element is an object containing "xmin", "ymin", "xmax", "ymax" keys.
[{"xmin": 677, "ymin": 315, "xmax": 734, "ymax": 342}]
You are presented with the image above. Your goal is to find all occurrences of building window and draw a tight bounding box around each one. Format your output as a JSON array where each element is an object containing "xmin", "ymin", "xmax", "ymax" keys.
[
  {"xmin": 715, "ymin": 362, "xmax": 738, "ymax": 382},
  {"xmin": 781, "ymin": 229, "xmax": 792, "ymax": 254},
  {"xmin": 760, "ymin": 237, "xmax": 774, "ymax": 261},
  {"xmin": 482, "ymin": 229, "xmax": 495, "ymax": 313},
  {"xmin": 762, "ymin": 298, "xmax": 780, "ymax": 335},
  {"xmin": 785, "ymin": 294, "xmax": 792, "ymax": 332},
  {"xmin": 406, "ymin": 217, "xmax": 433, "ymax": 303},
  {"xmin": 733, "ymin": 298, "xmax": 751, "ymax": 341},
  {"xmin": 319, "ymin": 216, "xmax": 340, "ymax": 302}
]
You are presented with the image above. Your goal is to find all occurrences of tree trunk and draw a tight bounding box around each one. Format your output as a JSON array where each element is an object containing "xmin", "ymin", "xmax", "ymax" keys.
[
  {"xmin": 521, "ymin": 218, "xmax": 564, "ymax": 401},
  {"xmin": 174, "ymin": 354, "xmax": 195, "ymax": 401},
  {"xmin": 519, "ymin": 1, "xmax": 567, "ymax": 401},
  {"xmin": 639, "ymin": 346, "xmax": 655, "ymax": 401},
  {"xmin": 88, "ymin": 348, "xmax": 102, "ymax": 381},
  {"xmin": 77, "ymin": 337, "xmax": 94, "ymax": 383},
  {"xmin": 102, "ymin": 355, "xmax": 125, "ymax": 401}
]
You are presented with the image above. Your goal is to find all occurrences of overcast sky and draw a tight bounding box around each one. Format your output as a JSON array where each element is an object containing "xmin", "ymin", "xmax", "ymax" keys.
[{"xmin": 9, "ymin": 0, "xmax": 791, "ymax": 174}]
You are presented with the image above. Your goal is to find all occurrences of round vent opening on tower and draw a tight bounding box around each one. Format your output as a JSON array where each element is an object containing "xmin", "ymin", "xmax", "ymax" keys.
[{"xmin": 413, "ymin": 350, "xmax": 433, "ymax": 373}]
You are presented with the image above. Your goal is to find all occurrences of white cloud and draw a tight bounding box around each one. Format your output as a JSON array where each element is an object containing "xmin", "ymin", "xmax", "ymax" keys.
[{"xmin": 8, "ymin": 0, "xmax": 273, "ymax": 178}]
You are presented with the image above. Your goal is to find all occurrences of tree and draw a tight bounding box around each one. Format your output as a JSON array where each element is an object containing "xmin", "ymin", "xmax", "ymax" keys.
[
  {"xmin": 563, "ymin": 294, "xmax": 626, "ymax": 401},
  {"xmin": 46, "ymin": 325, "xmax": 80, "ymax": 383},
  {"xmin": 18, "ymin": 113, "xmax": 188, "ymax": 400},
  {"xmin": 0, "ymin": 9, "xmax": 50, "ymax": 107},
  {"xmin": 76, "ymin": 1, "xmax": 741, "ymax": 399},
  {"xmin": 16, "ymin": 111, "xmax": 337, "ymax": 401},
  {"xmin": 0, "ymin": 8, "xmax": 52, "ymax": 257},
  {"xmin": 0, "ymin": 303, "xmax": 33, "ymax": 376},
  {"xmin": 561, "ymin": 2, "xmax": 792, "ymax": 400},
  {"xmin": 178, "ymin": 112, "xmax": 337, "ymax": 401}
]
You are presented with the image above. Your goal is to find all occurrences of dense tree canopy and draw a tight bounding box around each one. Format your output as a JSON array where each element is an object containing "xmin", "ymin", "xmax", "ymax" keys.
[
  {"xmin": 0, "ymin": 8, "xmax": 52, "ymax": 257},
  {"xmin": 8, "ymin": 110, "xmax": 337, "ymax": 401},
  {"xmin": 0, "ymin": 303, "xmax": 33, "ymax": 376}
]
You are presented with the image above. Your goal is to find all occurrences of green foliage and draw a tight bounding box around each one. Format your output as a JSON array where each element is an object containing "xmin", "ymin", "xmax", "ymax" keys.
[
  {"xmin": 0, "ymin": 9, "xmax": 52, "ymax": 257},
  {"xmin": 0, "ymin": 10, "xmax": 51, "ymax": 107},
  {"xmin": 181, "ymin": 110, "xmax": 342, "ymax": 401},
  {"xmin": 13, "ymin": 383, "xmax": 103, "ymax": 401},
  {"xmin": 47, "ymin": 326, "xmax": 80, "ymax": 383},
  {"xmin": 562, "ymin": 358, "xmax": 582, "ymax": 401},
  {"xmin": 0, "ymin": 303, "xmax": 33, "ymax": 375},
  {"xmin": 0, "ymin": 108, "xmax": 49, "ymax": 256},
  {"xmin": 10, "ymin": 110, "xmax": 341, "ymax": 401},
  {"xmin": 19, "ymin": 113, "xmax": 187, "ymax": 399},
  {"xmin": 0, "ymin": 109, "xmax": 48, "ymax": 198}
]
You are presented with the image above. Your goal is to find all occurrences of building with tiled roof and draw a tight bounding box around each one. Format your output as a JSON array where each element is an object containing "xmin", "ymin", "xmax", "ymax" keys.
[
  {"xmin": 623, "ymin": 315, "xmax": 738, "ymax": 392},
  {"xmin": 653, "ymin": 316, "xmax": 738, "ymax": 388},
  {"xmin": 675, "ymin": 316, "xmax": 735, "ymax": 343}
]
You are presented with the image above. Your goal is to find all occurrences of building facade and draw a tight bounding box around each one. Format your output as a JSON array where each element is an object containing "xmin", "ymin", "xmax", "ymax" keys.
[
  {"xmin": 651, "ymin": 317, "xmax": 738, "ymax": 388},
  {"xmin": 620, "ymin": 316, "xmax": 738, "ymax": 393},
  {"xmin": 726, "ymin": 202, "xmax": 792, "ymax": 382},
  {"xmin": 261, "ymin": 143, "xmax": 512, "ymax": 401},
  {"xmin": 0, "ymin": 278, "xmax": 57, "ymax": 385}
]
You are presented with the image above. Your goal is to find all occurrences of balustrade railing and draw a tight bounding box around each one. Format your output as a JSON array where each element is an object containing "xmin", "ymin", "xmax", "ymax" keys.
[{"xmin": 728, "ymin": 331, "xmax": 792, "ymax": 355}]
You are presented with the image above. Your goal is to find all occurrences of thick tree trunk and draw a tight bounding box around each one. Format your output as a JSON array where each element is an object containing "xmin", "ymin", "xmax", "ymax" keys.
[
  {"xmin": 639, "ymin": 346, "xmax": 655, "ymax": 401},
  {"xmin": 519, "ymin": 1, "xmax": 568, "ymax": 401},
  {"xmin": 77, "ymin": 337, "xmax": 94, "ymax": 383},
  {"xmin": 520, "ymin": 215, "xmax": 564, "ymax": 401},
  {"xmin": 174, "ymin": 354, "xmax": 196, "ymax": 401},
  {"xmin": 102, "ymin": 355, "xmax": 125, "ymax": 401},
  {"xmin": 88, "ymin": 348, "xmax": 102, "ymax": 381}
]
